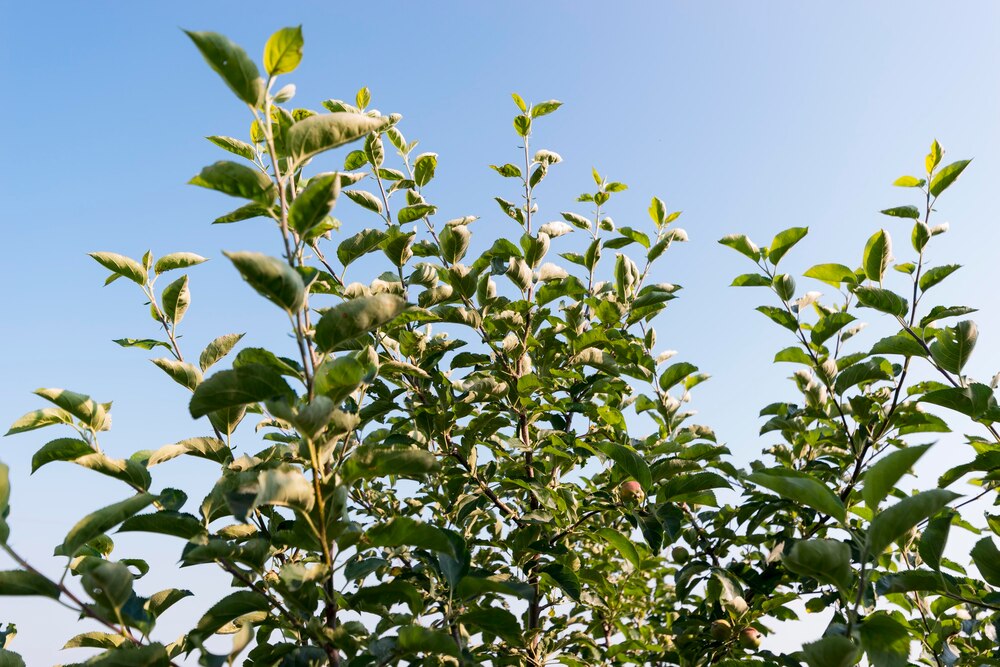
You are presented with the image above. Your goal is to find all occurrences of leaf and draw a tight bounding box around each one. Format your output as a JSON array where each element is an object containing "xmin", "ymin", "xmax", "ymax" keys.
[
  {"xmin": 286, "ymin": 113, "xmax": 389, "ymax": 164},
  {"xmin": 730, "ymin": 273, "xmax": 771, "ymax": 287},
  {"xmin": 224, "ymin": 251, "xmax": 304, "ymax": 313},
  {"xmin": 398, "ymin": 204, "xmax": 437, "ymax": 224},
  {"xmin": 81, "ymin": 561, "xmax": 134, "ymax": 612},
  {"xmin": 802, "ymin": 635, "xmax": 861, "ymax": 667},
  {"xmin": 150, "ymin": 358, "xmax": 202, "ymax": 391},
  {"xmin": 154, "ymin": 252, "xmax": 208, "ymax": 274},
  {"xmin": 213, "ymin": 202, "xmax": 273, "ymax": 224},
  {"xmin": 755, "ymin": 305, "xmax": 798, "ymax": 332},
  {"xmin": 30, "ymin": 437, "xmax": 94, "ymax": 472},
  {"xmin": 366, "ymin": 517, "xmax": 455, "ymax": 556},
  {"xmin": 918, "ymin": 264, "xmax": 960, "ymax": 292},
  {"xmin": 5, "ymin": 407, "xmax": 73, "ymax": 436},
  {"xmin": 146, "ymin": 437, "xmax": 232, "ymax": 466},
  {"xmin": 929, "ymin": 159, "xmax": 971, "ymax": 197},
  {"xmin": 970, "ymin": 537, "xmax": 1000, "ymax": 586},
  {"xmin": 747, "ymin": 470, "xmax": 845, "ymax": 522},
  {"xmin": 811, "ymin": 312, "xmax": 856, "ymax": 345},
  {"xmin": 254, "ymin": 468, "xmax": 314, "ymax": 514},
  {"xmin": 921, "ymin": 383, "xmax": 1000, "ymax": 422},
  {"xmin": 718, "ymin": 234, "xmax": 759, "ymax": 261},
  {"xmin": 598, "ymin": 442, "xmax": 652, "ymax": 491},
  {"xmin": 112, "ymin": 338, "xmax": 171, "ymax": 351},
  {"xmin": 834, "ymin": 359, "xmax": 893, "ymax": 394},
  {"xmin": 341, "ymin": 446, "xmax": 440, "ymax": 483},
  {"xmin": 870, "ymin": 333, "xmax": 927, "ymax": 358},
  {"xmin": 60, "ymin": 494, "xmax": 156, "ymax": 557},
  {"xmin": 804, "ymin": 263, "xmax": 856, "ymax": 286},
  {"xmin": 918, "ymin": 512, "xmax": 952, "ymax": 571},
  {"xmin": 263, "ymin": 26, "xmax": 303, "ymax": 75},
  {"xmin": 338, "ymin": 228, "xmax": 386, "ymax": 267},
  {"xmin": 189, "ymin": 161, "xmax": 275, "ymax": 204},
  {"xmin": 193, "ymin": 591, "xmax": 270, "ymax": 639},
  {"xmin": 530, "ymin": 100, "xmax": 562, "ymax": 117},
  {"xmin": 118, "ymin": 511, "xmax": 205, "ymax": 540},
  {"xmin": 783, "ymin": 539, "xmax": 853, "ymax": 592},
  {"xmin": 89, "ymin": 252, "xmax": 147, "ymax": 286},
  {"xmin": 539, "ymin": 562, "xmax": 581, "ymax": 601},
  {"xmin": 893, "ymin": 175, "xmax": 924, "ymax": 188},
  {"xmin": 189, "ymin": 364, "xmax": 293, "ymax": 419},
  {"xmin": 859, "ymin": 611, "xmax": 911, "ymax": 667},
  {"xmin": 289, "ymin": 173, "xmax": 339, "ymax": 237},
  {"xmin": 768, "ymin": 226, "xmax": 808, "ymax": 265},
  {"xmin": 314, "ymin": 294, "xmax": 408, "ymax": 352},
  {"xmin": 343, "ymin": 189, "xmax": 383, "ymax": 214},
  {"xmin": 184, "ymin": 30, "xmax": 264, "ymax": 107},
  {"xmin": 867, "ymin": 489, "xmax": 960, "ymax": 556},
  {"xmin": 659, "ymin": 472, "xmax": 731, "ymax": 502},
  {"xmin": 862, "ymin": 230, "xmax": 891, "ymax": 282},
  {"xmin": 879, "ymin": 205, "xmax": 919, "ymax": 219},
  {"xmin": 862, "ymin": 445, "xmax": 931, "ymax": 510},
  {"xmin": 33, "ymin": 388, "xmax": 108, "ymax": 431},
  {"xmin": 596, "ymin": 528, "xmax": 641, "ymax": 569},
  {"xmin": 0, "ymin": 570, "xmax": 60, "ymax": 598},
  {"xmin": 929, "ymin": 320, "xmax": 977, "ymax": 374},
  {"xmin": 461, "ymin": 607, "xmax": 522, "ymax": 645},
  {"xmin": 199, "ymin": 333, "xmax": 245, "ymax": 372},
  {"xmin": 659, "ymin": 361, "xmax": 698, "ymax": 392},
  {"xmin": 397, "ymin": 626, "xmax": 459, "ymax": 658},
  {"xmin": 853, "ymin": 286, "xmax": 907, "ymax": 317},
  {"xmin": 160, "ymin": 274, "xmax": 189, "ymax": 325},
  {"xmin": 206, "ymin": 135, "xmax": 255, "ymax": 160}
]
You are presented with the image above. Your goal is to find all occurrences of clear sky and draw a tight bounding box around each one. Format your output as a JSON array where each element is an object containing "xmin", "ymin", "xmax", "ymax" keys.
[{"xmin": 1, "ymin": 2, "xmax": 999, "ymax": 663}]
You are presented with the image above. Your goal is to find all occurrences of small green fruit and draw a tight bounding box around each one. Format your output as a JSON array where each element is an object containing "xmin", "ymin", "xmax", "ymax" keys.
[
  {"xmin": 739, "ymin": 627, "xmax": 761, "ymax": 649},
  {"xmin": 671, "ymin": 546, "xmax": 690, "ymax": 563}
]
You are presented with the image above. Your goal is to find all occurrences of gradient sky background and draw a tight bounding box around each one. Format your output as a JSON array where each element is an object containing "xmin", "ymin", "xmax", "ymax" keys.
[{"xmin": 2, "ymin": 2, "xmax": 999, "ymax": 663}]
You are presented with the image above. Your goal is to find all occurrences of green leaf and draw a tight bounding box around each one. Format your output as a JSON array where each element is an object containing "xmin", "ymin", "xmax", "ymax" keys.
[
  {"xmin": 206, "ymin": 135, "xmax": 255, "ymax": 160},
  {"xmin": 184, "ymin": 30, "xmax": 263, "ymax": 106},
  {"xmin": 224, "ymin": 251, "xmax": 304, "ymax": 313},
  {"xmin": 811, "ymin": 312, "xmax": 856, "ymax": 346},
  {"xmin": 834, "ymin": 359, "xmax": 893, "ymax": 394},
  {"xmin": 869, "ymin": 333, "xmax": 927, "ymax": 358},
  {"xmin": 929, "ymin": 159, "xmax": 971, "ymax": 197},
  {"xmin": 314, "ymin": 294, "xmax": 408, "ymax": 352},
  {"xmin": 929, "ymin": 320, "xmax": 977, "ymax": 374},
  {"xmin": 5, "ymin": 407, "xmax": 73, "ymax": 436},
  {"xmin": 768, "ymin": 226, "xmax": 808, "ymax": 265},
  {"xmin": 60, "ymin": 494, "xmax": 156, "ymax": 557},
  {"xmin": 970, "ymin": 537, "xmax": 1000, "ymax": 586},
  {"xmin": 263, "ymin": 26, "xmax": 303, "ymax": 76},
  {"xmin": 154, "ymin": 252, "xmax": 207, "ymax": 275},
  {"xmin": 146, "ymin": 437, "xmax": 232, "ymax": 466},
  {"xmin": 461, "ymin": 606, "xmax": 522, "ymax": 645},
  {"xmin": 213, "ymin": 202, "xmax": 273, "ymax": 224},
  {"xmin": 755, "ymin": 305, "xmax": 798, "ymax": 332},
  {"xmin": 803, "ymin": 263, "xmax": 856, "ymax": 286},
  {"xmin": 33, "ymin": 388, "xmax": 109, "ymax": 431},
  {"xmin": 342, "ymin": 446, "xmax": 439, "ymax": 483},
  {"xmin": 338, "ymin": 228, "xmax": 386, "ymax": 267},
  {"xmin": 853, "ymin": 286, "xmax": 908, "ymax": 317},
  {"xmin": 859, "ymin": 611, "xmax": 911, "ymax": 667},
  {"xmin": 254, "ymin": 468, "xmax": 314, "ymax": 514},
  {"xmin": 30, "ymin": 437, "xmax": 94, "ymax": 472},
  {"xmin": 599, "ymin": 442, "xmax": 652, "ymax": 491},
  {"xmin": 879, "ymin": 205, "xmax": 919, "ymax": 219},
  {"xmin": 730, "ymin": 273, "xmax": 771, "ymax": 287},
  {"xmin": 63, "ymin": 632, "xmax": 129, "ymax": 649},
  {"xmin": 366, "ymin": 517, "xmax": 455, "ymax": 556},
  {"xmin": 863, "ymin": 230, "xmax": 891, "ymax": 282},
  {"xmin": 596, "ymin": 528, "xmax": 641, "ymax": 569},
  {"xmin": 718, "ymin": 234, "xmax": 759, "ymax": 261},
  {"xmin": 290, "ymin": 174, "xmax": 339, "ymax": 237},
  {"xmin": 783, "ymin": 539, "xmax": 853, "ymax": 592},
  {"xmin": 193, "ymin": 591, "xmax": 270, "ymax": 639},
  {"xmin": 160, "ymin": 274, "xmax": 190, "ymax": 324},
  {"xmin": 892, "ymin": 175, "xmax": 924, "ymax": 187},
  {"xmin": 112, "ymin": 338, "xmax": 171, "ymax": 351},
  {"xmin": 199, "ymin": 333, "xmax": 245, "ymax": 372},
  {"xmin": 747, "ymin": 469, "xmax": 845, "ymax": 522},
  {"xmin": 539, "ymin": 562, "xmax": 581, "ymax": 601},
  {"xmin": 397, "ymin": 625, "xmax": 459, "ymax": 658},
  {"xmin": 190, "ymin": 364, "xmax": 293, "ymax": 419},
  {"xmin": 398, "ymin": 204, "xmax": 437, "ymax": 224},
  {"xmin": 867, "ymin": 489, "xmax": 960, "ymax": 556},
  {"xmin": 81, "ymin": 562, "xmax": 133, "ymax": 612},
  {"xmin": 0, "ymin": 570, "xmax": 59, "ymax": 598},
  {"xmin": 802, "ymin": 635, "xmax": 860, "ymax": 667},
  {"xmin": 659, "ymin": 362, "xmax": 698, "ymax": 392},
  {"xmin": 286, "ymin": 113, "xmax": 389, "ymax": 164},
  {"xmin": 0, "ymin": 649, "xmax": 24, "ymax": 667},
  {"xmin": 343, "ymin": 189, "xmax": 383, "ymax": 214},
  {"xmin": 189, "ymin": 161, "xmax": 275, "ymax": 204},
  {"xmin": 918, "ymin": 264, "xmax": 960, "ymax": 292},
  {"xmin": 89, "ymin": 252, "xmax": 147, "ymax": 286},
  {"xmin": 150, "ymin": 358, "xmax": 202, "ymax": 391},
  {"xmin": 920, "ymin": 383, "xmax": 1000, "ymax": 422},
  {"xmin": 530, "ymin": 100, "xmax": 562, "ymax": 117},
  {"xmin": 862, "ymin": 445, "xmax": 931, "ymax": 510},
  {"xmin": 774, "ymin": 346, "xmax": 812, "ymax": 365},
  {"xmin": 918, "ymin": 511, "xmax": 952, "ymax": 571},
  {"xmin": 118, "ymin": 511, "xmax": 205, "ymax": 540}
]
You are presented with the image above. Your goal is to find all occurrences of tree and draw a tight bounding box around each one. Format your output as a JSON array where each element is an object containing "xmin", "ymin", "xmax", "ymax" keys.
[{"xmin": 1, "ymin": 26, "xmax": 998, "ymax": 667}]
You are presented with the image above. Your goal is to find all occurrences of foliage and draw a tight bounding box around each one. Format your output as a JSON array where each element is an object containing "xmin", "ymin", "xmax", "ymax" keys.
[{"xmin": 1, "ymin": 27, "xmax": 998, "ymax": 667}]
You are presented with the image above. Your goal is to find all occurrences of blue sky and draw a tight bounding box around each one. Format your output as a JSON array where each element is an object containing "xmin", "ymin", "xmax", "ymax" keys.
[{"xmin": 1, "ymin": 1, "xmax": 999, "ymax": 662}]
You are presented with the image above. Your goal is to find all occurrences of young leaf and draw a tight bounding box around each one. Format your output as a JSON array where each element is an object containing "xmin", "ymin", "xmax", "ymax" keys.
[
  {"xmin": 189, "ymin": 364, "xmax": 293, "ymax": 419},
  {"xmin": 861, "ymin": 444, "xmax": 932, "ymax": 509},
  {"xmin": 862, "ymin": 229, "xmax": 891, "ymax": 282},
  {"xmin": 289, "ymin": 173, "xmax": 339, "ymax": 236},
  {"xmin": 718, "ymin": 234, "xmax": 759, "ymax": 261},
  {"xmin": 154, "ymin": 252, "xmax": 207, "ymax": 274},
  {"xmin": 199, "ymin": 333, "xmax": 245, "ymax": 372},
  {"xmin": 929, "ymin": 159, "xmax": 971, "ymax": 197},
  {"xmin": 224, "ymin": 251, "xmax": 305, "ymax": 313},
  {"xmin": 263, "ymin": 26, "xmax": 303, "ymax": 76},
  {"xmin": 184, "ymin": 30, "xmax": 264, "ymax": 107},
  {"xmin": 160, "ymin": 274, "xmax": 190, "ymax": 324},
  {"xmin": 5, "ymin": 408, "xmax": 73, "ymax": 436},
  {"xmin": 768, "ymin": 227, "xmax": 808, "ymax": 265},
  {"xmin": 189, "ymin": 161, "xmax": 275, "ymax": 204},
  {"xmin": 867, "ymin": 489, "xmax": 960, "ymax": 556},
  {"xmin": 286, "ymin": 113, "xmax": 389, "ymax": 164},
  {"xmin": 89, "ymin": 252, "xmax": 147, "ymax": 286},
  {"xmin": 314, "ymin": 294, "xmax": 407, "ymax": 352}
]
